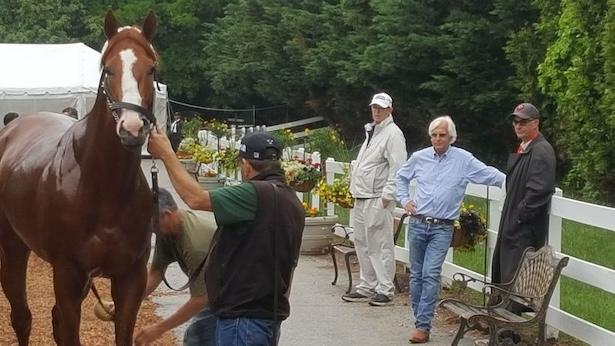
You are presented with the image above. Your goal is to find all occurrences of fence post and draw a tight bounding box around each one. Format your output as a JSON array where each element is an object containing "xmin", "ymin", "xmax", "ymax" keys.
[
  {"xmin": 311, "ymin": 151, "xmax": 321, "ymax": 210},
  {"xmin": 326, "ymin": 158, "xmax": 335, "ymax": 216},
  {"xmin": 486, "ymin": 185, "xmax": 503, "ymax": 280},
  {"xmin": 545, "ymin": 188, "xmax": 563, "ymax": 340}
]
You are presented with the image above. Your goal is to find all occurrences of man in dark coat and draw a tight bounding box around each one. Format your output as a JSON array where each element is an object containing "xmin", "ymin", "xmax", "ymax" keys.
[
  {"xmin": 169, "ymin": 112, "xmax": 184, "ymax": 152},
  {"xmin": 492, "ymin": 103, "xmax": 556, "ymax": 289}
]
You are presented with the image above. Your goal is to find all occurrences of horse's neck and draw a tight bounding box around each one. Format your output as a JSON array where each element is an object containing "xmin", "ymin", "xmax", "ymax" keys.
[{"xmin": 75, "ymin": 95, "xmax": 143, "ymax": 189}]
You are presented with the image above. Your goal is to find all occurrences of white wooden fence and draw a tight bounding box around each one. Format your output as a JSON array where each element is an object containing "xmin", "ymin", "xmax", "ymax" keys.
[
  {"xmin": 197, "ymin": 127, "xmax": 615, "ymax": 345},
  {"xmin": 324, "ymin": 157, "xmax": 615, "ymax": 345}
]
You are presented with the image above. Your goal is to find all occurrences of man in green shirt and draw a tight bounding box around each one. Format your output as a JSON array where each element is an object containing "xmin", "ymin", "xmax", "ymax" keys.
[
  {"xmin": 148, "ymin": 129, "xmax": 304, "ymax": 346},
  {"xmin": 134, "ymin": 188, "xmax": 217, "ymax": 346}
]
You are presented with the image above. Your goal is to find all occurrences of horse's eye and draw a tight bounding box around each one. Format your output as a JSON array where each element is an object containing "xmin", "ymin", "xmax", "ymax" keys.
[
  {"xmin": 148, "ymin": 67, "xmax": 156, "ymax": 76},
  {"xmin": 103, "ymin": 67, "xmax": 114, "ymax": 76}
]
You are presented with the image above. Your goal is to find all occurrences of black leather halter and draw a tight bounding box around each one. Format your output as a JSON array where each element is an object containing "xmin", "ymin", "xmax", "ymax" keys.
[{"xmin": 101, "ymin": 70, "xmax": 157, "ymax": 126}]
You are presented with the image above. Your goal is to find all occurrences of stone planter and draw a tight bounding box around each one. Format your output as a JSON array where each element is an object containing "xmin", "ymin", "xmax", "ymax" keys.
[
  {"xmin": 179, "ymin": 159, "xmax": 199, "ymax": 175},
  {"xmin": 301, "ymin": 215, "xmax": 338, "ymax": 255},
  {"xmin": 198, "ymin": 176, "xmax": 226, "ymax": 191}
]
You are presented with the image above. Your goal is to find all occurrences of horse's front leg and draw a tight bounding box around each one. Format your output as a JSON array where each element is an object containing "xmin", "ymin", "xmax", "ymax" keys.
[
  {"xmin": 111, "ymin": 255, "xmax": 147, "ymax": 346},
  {"xmin": 52, "ymin": 262, "xmax": 89, "ymax": 346}
]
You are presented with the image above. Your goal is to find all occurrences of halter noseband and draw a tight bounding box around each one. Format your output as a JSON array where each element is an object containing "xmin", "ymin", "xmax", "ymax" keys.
[{"xmin": 101, "ymin": 70, "xmax": 158, "ymax": 126}]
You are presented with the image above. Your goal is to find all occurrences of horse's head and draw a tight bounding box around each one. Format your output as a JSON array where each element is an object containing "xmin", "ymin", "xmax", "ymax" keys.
[{"xmin": 101, "ymin": 11, "xmax": 158, "ymax": 151}]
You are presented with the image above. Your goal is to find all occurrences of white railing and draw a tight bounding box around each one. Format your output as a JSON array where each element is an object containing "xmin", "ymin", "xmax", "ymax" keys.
[{"xmin": 196, "ymin": 127, "xmax": 615, "ymax": 344}]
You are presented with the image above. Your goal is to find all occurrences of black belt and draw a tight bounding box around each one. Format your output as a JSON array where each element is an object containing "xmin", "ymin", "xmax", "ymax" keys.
[{"xmin": 412, "ymin": 214, "xmax": 455, "ymax": 226}]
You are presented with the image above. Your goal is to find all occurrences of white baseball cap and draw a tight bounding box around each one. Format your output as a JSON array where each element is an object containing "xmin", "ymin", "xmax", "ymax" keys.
[{"xmin": 369, "ymin": 92, "xmax": 393, "ymax": 108}]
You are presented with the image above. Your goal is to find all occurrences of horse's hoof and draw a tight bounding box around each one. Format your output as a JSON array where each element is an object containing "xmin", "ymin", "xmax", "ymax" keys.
[{"xmin": 93, "ymin": 300, "xmax": 115, "ymax": 322}]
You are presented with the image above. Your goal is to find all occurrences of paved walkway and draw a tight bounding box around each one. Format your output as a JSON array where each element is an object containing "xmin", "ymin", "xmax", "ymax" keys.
[
  {"xmin": 141, "ymin": 160, "xmax": 476, "ymax": 345},
  {"xmin": 281, "ymin": 255, "xmax": 464, "ymax": 346}
]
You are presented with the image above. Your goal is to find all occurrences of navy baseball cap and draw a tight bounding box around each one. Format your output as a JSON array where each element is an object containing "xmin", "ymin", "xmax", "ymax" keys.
[{"xmin": 238, "ymin": 132, "xmax": 282, "ymax": 160}]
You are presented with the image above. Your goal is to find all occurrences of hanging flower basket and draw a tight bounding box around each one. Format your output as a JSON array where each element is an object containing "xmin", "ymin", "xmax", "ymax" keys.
[
  {"xmin": 451, "ymin": 227, "xmax": 468, "ymax": 248},
  {"xmin": 451, "ymin": 205, "xmax": 487, "ymax": 250},
  {"xmin": 283, "ymin": 159, "xmax": 321, "ymax": 193},
  {"xmin": 290, "ymin": 180, "xmax": 317, "ymax": 192}
]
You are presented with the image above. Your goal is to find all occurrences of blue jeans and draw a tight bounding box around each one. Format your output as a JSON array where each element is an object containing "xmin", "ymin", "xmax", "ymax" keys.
[
  {"xmin": 408, "ymin": 218, "xmax": 453, "ymax": 331},
  {"xmin": 183, "ymin": 307, "xmax": 217, "ymax": 346},
  {"xmin": 216, "ymin": 317, "xmax": 281, "ymax": 346}
]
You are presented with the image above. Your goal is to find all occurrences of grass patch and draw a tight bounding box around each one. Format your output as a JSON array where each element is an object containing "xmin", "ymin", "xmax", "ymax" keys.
[
  {"xmin": 562, "ymin": 220, "xmax": 615, "ymax": 269},
  {"xmin": 560, "ymin": 277, "xmax": 615, "ymax": 332}
]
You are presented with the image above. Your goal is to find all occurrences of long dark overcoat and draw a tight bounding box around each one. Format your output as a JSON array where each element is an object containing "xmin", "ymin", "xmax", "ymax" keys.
[{"xmin": 491, "ymin": 134, "xmax": 556, "ymax": 284}]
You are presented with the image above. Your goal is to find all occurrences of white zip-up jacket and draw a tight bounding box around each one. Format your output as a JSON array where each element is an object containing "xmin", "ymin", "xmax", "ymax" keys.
[{"xmin": 350, "ymin": 115, "xmax": 407, "ymax": 200}]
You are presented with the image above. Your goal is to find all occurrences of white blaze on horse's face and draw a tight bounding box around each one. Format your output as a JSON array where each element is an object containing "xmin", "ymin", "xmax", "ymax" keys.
[{"xmin": 116, "ymin": 48, "xmax": 144, "ymax": 138}]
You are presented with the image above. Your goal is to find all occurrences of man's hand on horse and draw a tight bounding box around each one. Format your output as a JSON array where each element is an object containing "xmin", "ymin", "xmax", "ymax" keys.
[
  {"xmin": 147, "ymin": 125, "xmax": 174, "ymax": 159},
  {"xmin": 134, "ymin": 324, "xmax": 164, "ymax": 346}
]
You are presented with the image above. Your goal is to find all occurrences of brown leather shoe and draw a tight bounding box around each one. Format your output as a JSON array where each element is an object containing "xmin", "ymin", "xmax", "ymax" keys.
[{"xmin": 408, "ymin": 329, "xmax": 430, "ymax": 343}]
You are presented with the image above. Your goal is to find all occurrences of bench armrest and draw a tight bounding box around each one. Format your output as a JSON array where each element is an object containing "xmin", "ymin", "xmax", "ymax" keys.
[
  {"xmin": 331, "ymin": 224, "xmax": 354, "ymax": 239},
  {"xmin": 452, "ymin": 273, "xmax": 489, "ymax": 289}
]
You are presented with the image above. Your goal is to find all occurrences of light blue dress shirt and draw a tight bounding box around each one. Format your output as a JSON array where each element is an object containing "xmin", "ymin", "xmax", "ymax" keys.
[{"xmin": 396, "ymin": 146, "xmax": 505, "ymax": 220}]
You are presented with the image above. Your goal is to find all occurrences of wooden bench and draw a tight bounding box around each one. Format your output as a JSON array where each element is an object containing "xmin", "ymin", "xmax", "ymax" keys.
[
  {"xmin": 440, "ymin": 245, "xmax": 569, "ymax": 345},
  {"xmin": 329, "ymin": 213, "xmax": 408, "ymax": 294}
]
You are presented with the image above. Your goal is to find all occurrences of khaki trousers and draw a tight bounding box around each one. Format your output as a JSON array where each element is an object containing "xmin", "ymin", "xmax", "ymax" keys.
[{"xmin": 350, "ymin": 198, "xmax": 395, "ymax": 297}]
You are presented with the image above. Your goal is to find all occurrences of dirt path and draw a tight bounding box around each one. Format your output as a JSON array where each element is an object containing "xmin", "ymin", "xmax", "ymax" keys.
[{"xmin": 0, "ymin": 255, "xmax": 178, "ymax": 345}]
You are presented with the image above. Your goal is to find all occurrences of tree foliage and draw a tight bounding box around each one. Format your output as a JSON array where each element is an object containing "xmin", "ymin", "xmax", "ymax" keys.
[{"xmin": 2, "ymin": 0, "xmax": 615, "ymax": 204}]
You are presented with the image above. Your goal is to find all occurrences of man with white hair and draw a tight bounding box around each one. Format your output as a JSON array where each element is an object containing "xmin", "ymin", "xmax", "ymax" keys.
[
  {"xmin": 396, "ymin": 115, "xmax": 505, "ymax": 343},
  {"xmin": 342, "ymin": 92, "xmax": 407, "ymax": 306}
]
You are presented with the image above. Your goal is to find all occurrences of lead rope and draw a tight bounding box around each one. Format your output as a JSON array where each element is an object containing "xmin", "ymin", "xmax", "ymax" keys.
[{"xmin": 151, "ymin": 159, "xmax": 160, "ymax": 236}]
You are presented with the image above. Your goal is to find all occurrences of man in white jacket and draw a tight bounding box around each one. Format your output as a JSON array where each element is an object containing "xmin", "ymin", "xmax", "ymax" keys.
[{"xmin": 342, "ymin": 92, "xmax": 407, "ymax": 306}]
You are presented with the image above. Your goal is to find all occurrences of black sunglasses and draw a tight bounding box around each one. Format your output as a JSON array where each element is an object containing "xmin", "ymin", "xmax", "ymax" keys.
[{"xmin": 512, "ymin": 118, "xmax": 536, "ymax": 126}]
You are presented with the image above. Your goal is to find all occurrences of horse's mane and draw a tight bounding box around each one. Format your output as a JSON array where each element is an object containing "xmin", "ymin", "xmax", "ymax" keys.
[{"xmin": 100, "ymin": 27, "xmax": 158, "ymax": 67}]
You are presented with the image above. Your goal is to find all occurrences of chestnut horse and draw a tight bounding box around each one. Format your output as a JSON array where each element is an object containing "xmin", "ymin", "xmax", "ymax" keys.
[{"xmin": 0, "ymin": 11, "xmax": 158, "ymax": 345}]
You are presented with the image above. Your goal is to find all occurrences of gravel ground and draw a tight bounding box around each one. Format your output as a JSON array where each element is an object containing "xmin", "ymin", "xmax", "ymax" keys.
[{"xmin": 0, "ymin": 255, "xmax": 178, "ymax": 345}]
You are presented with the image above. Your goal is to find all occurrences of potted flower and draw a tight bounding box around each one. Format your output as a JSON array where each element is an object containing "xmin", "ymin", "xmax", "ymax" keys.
[
  {"xmin": 451, "ymin": 204, "xmax": 487, "ymax": 250},
  {"xmin": 272, "ymin": 129, "xmax": 295, "ymax": 159},
  {"xmin": 316, "ymin": 173, "xmax": 354, "ymax": 209},
  {"xmin": 300, "ymin": 203, "xmax": 338, "ymax": 255},
  {"xmin": 203, "ymin": 118, "xmax": 230, "ymax": 151},
  {"xmin": 215, "ymin": 148, "xmax": 239, "ymax": 177},
  {"xmin": 176, "ymin": 138, "xmax": 200, "ymax": 175},
  {"xmin": 181, "ymin": 116, "xmax": 204, "ymax": 143},
  {"xmin": 282, "ymin": 158, "xmax": 322, "ymax": 193}
]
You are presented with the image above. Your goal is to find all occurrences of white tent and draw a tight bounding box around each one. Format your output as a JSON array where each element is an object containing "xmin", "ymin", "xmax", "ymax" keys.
[{"xmin": 0, "ymin": 43, "xmax": 168, "ymax": 130}]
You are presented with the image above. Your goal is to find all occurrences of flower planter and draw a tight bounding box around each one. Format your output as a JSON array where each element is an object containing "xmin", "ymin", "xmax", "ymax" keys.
[
  {"xmin": 198, "ymin": 176, "xmax": 226, "ymax": 191},
  {"xmin": 301, "ymin": 215, "xmax": 338, "ymax": 255},
  {"xmin": 179, "ymin": 159, "xmax": 199, "ymax": 175}
]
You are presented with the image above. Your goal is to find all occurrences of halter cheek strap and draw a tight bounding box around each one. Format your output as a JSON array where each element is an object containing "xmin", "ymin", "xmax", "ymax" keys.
[{"xmin": 101, "ymin": 71, "xmax": 157, "ymax": 126}]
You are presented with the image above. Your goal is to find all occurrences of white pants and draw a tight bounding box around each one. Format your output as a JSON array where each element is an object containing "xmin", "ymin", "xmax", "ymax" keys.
[{"xmin": 351, "ymin": 198, "xmax": 395, "ymax": 297}]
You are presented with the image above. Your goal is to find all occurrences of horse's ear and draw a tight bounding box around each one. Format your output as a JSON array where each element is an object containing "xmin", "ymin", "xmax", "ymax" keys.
[
  {"xmin": 142, "ymin": 10, "xmax": 156, "ymax": 43},
  {"xmin": 104, "ymin": 10, "xmax": 118, "ymax": 39}
]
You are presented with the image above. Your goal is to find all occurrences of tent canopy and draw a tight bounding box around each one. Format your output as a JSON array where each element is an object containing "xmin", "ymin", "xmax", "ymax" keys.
[{"xmin": 0, "ymin": 43, "xmax": 168, "ymax": 130}]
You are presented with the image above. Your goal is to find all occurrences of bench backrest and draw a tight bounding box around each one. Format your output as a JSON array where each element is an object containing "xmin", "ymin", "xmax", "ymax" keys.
[{"xmin": 508, "ymin": 246, "xmax": 569, "ymax": 312}]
